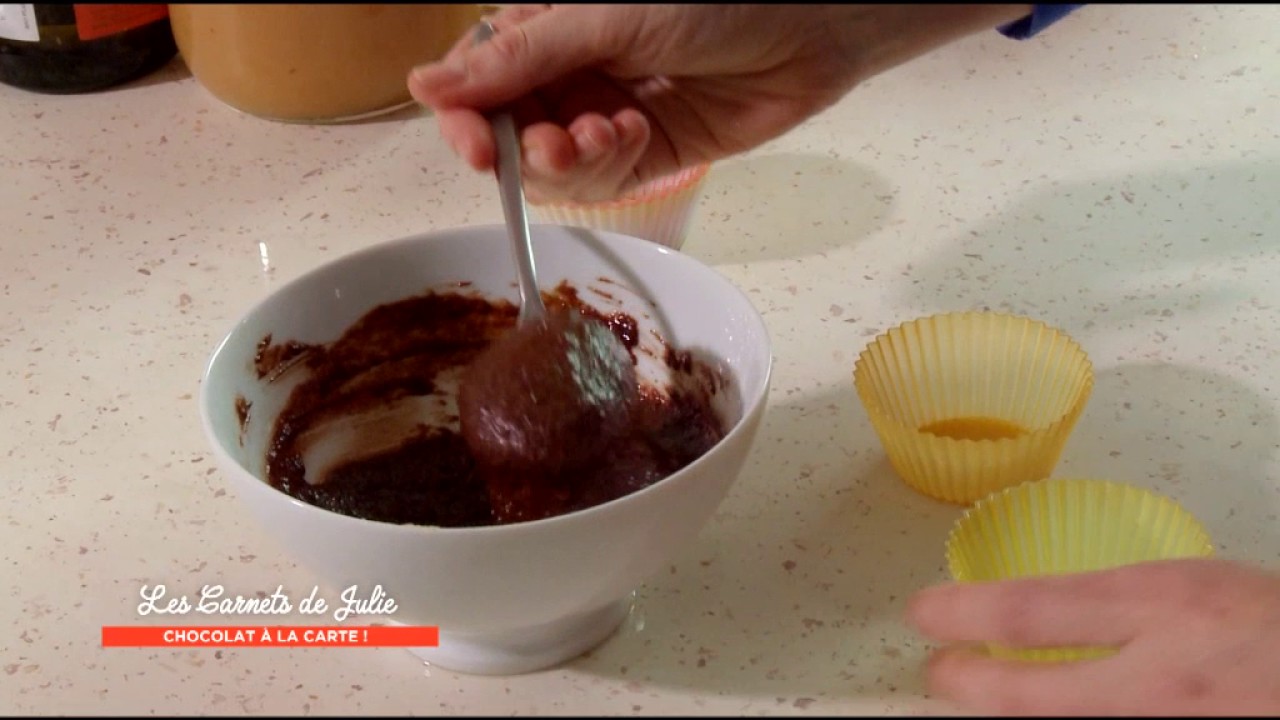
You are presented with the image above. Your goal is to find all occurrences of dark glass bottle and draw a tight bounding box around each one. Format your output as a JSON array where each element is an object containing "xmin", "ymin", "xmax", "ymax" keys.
[{"xmin": 0, "ymin": 4, "xmax": 177, "ymax": 94}]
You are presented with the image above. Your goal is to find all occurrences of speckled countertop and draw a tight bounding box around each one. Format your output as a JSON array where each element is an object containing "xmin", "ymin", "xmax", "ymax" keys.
[{"xmin": 3, "ymin": 4, "xmax": 1278, "ymax": 715}]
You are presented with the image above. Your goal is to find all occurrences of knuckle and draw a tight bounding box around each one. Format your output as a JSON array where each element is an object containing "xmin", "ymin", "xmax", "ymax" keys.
[
  {"xmin": 1121, "ymin": 670, "xmax": 1211, "ymax": 715},
  {"xmin": 997, "ymin": 601, "xmax": 1045, "ymax": 647},
  {"xmin": 989, "ymin": 584, "xmax": 1056, "ymax": 646},
  {"xmin": 1150, "ymin": 562, "xmax": 1231, "ymax": 618},
  {"xmin": 490, "ymin": 28, "xmax": 531, "ymax": 65},
  {"xmin": 992, "ymin": 690, "xmax": 1041, "ymax": 718},
  {"xmin": 1120, "ymin": 559, "xmax": 1257, "ymax": 626},
  {"xmin": 491, "ymin": 3, "xmax": 550, "ymax": 27},
  {"xmin": 1172, "ymin": 672, "xmax": 1215, "ymax": 701},
  {"xmin": 1090, "ymin": 560, "xmax": 1185, "ymax": 604}
]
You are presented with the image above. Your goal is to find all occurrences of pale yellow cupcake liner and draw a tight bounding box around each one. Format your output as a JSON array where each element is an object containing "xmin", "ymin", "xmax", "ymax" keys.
[
  {"xmin": 853, "ymin": 312, "xmax": 1094, "ymax": 505},
  {"xmin": 947, "ymin": 477, "xmax": 1215, "ymax": 662},
  {"xmin": 529, "ymin": 164, "xmax": 710, "ymax": 251}
]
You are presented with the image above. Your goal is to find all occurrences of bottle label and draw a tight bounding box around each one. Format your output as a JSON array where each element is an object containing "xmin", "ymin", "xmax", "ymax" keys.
[
  {"xmin": 0, "ymin": 4, "xmax": 39, "ymax": 42},
  {"xmin": 72, "ymin": 3, "xmax": 167, "ymax": 41}
]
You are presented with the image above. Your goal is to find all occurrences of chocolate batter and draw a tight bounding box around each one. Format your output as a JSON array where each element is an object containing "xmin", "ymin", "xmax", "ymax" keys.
[
  {"xmin": 457, "ymin": 307, "xmax": 638, "ymax": 477},
  {"xmin": 258, "ymin": 282, "xmax": 727, "ymax": 527}
]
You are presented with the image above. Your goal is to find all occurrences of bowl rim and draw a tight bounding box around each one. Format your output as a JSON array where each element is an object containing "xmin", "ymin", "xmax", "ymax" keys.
[
  {"xmin": 198, "ymin": 223, "xmax": 773, "ymax": 536},
  {"xmin": 852, "ymin": 310, "xmax": 1095, "ymax": 445}
]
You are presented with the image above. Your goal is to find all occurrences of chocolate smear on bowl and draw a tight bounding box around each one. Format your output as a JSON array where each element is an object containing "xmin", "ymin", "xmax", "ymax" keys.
[
  {"xmin": 234, "ymin": 395, "xmax": 252, "ymax": 446},
  {"xmin": 253, "ymin": 334, "xmax": 313, "ymax": 381}
]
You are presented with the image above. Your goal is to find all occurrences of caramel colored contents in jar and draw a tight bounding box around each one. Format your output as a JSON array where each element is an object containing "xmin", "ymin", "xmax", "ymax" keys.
[{"xmin": 169, "ymin": 4, "xmax": 483, "ymax": 122}]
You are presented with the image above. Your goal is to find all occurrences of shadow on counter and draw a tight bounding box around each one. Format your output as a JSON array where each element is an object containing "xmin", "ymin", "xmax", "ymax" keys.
[
  {"xmin": 570, "ymin": 381, "xmax": 957, "ymax": 704},
  {"xmin": 892, "ymin": 159, "xmax": 1280, "ymax": 340},
  {"xmin": 1058, "ymin": 361, "xmax": 1280, "ymax": 565},
  {"xmin": 683, "ymin": 152, "xmax": 896, "ymax": 266}
]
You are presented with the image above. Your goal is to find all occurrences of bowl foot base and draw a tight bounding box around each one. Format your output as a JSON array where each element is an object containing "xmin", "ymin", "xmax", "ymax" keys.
[{"xmin": 398, "ymin": 598, "xmax": 631, "ymax": 675}]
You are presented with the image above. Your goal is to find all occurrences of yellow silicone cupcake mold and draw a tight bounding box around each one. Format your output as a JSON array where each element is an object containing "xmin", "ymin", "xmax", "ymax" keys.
[
  {"xmin": 853, "ymin": 312, "xmax": 1094, "ymax": 504},
  {"xmin": 946, "ymin": 477, "xmax": 1215, "ymax": 662},
  {"xmin": 529, "ymin": 164, "xmax": 710, "ymax": 251}
]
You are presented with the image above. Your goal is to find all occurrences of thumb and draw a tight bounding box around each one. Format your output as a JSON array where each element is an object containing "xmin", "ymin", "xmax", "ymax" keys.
[{"xmin": 410, "ymin": 6, "xmax": 619, "ymax": 110}]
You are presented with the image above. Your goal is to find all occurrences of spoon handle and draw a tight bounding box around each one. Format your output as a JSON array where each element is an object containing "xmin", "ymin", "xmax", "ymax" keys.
[{"xmin": 472, "ymin": 21, "xmax": 547, "ymax": 325}]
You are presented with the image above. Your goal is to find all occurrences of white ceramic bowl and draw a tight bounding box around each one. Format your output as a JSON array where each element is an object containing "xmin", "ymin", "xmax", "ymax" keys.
[{"xmin": 199, "ymin": 224, "xmax": 772, "ymax": 675}]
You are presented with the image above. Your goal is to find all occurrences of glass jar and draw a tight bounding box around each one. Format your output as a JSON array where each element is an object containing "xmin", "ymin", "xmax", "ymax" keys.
[
  {"xmin": 0, "ymin": 4, "xmax": 178, "ymax": 94},
  {"xmin": 168, "ymin": 3, "xmax": 485, "ymax": 123}
]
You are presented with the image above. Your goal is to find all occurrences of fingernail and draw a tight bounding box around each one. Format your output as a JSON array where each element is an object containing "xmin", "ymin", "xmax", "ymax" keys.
[
  {"xmin": 411, "ymin": 63, "xmax": 463, "ymax": 89},
  {"xmin": 904, "ymin": 586, "xmax": 948, "ymax": 626},
  {"xmin": 524, "ymin": 141, "xmax": 550, "ymax": 172},
  {"xmin": 574, "ymin": 130, "xmax": 606, "ymax": 163},
  {"xmin": 614, "ymin": 120, "xmax": 637, "ymax": 144},
  {"xmin": 613, "ymin": 110, "xmax": 648, "ymax": 145}
]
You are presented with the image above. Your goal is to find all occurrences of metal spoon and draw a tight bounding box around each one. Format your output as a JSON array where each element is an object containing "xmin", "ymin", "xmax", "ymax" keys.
[{"xmin": 472, "ymin": 20, "xmax": 547, "ymax": 328}]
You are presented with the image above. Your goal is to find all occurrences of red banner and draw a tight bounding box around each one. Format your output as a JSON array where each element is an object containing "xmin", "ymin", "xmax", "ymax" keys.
[{"xmin": 101, "ymin": 625, "xmax": 439, "ymax": 647}]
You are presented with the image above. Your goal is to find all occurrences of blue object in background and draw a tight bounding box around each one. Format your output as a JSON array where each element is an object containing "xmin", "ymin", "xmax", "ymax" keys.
[{"xmin": 999, "ymin": 4, "xmax": 1085, "ymax": 39}]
